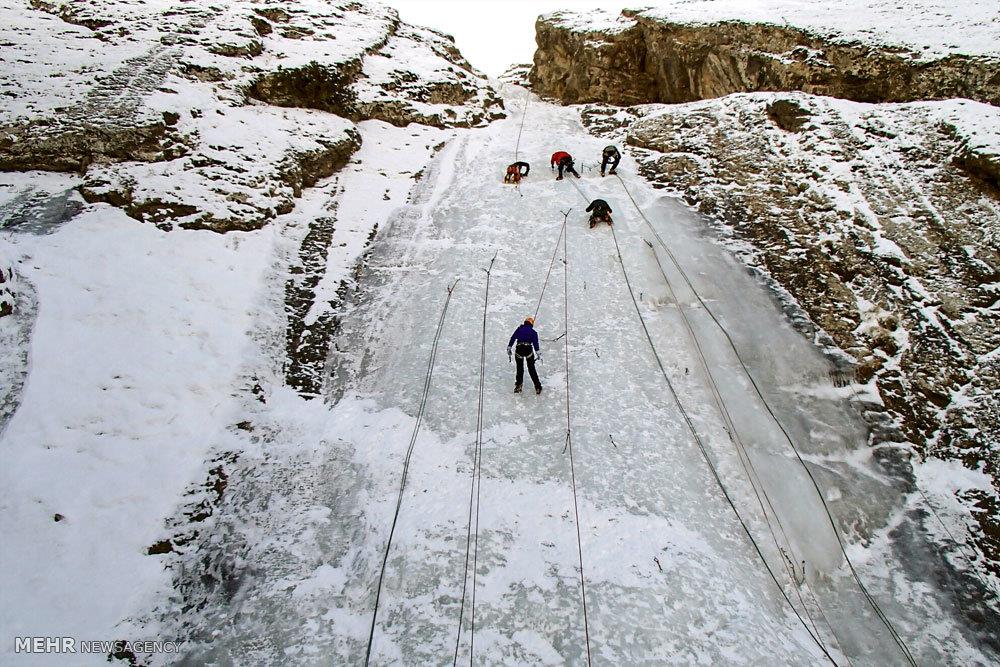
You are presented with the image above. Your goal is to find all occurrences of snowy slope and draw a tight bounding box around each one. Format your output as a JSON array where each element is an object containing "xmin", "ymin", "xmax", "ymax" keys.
[
  {"xmin": 0, "ymin": 117, "xmax": 449, "ymax": 664},
  {"xmin": 101, "ymin": 88, "xmax": 995, "ymax": 665}
]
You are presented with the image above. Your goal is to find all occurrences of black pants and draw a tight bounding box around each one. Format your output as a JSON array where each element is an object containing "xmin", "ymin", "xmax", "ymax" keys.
[
  {"xmin": 558, "ymin": 162, "xmax": 579, "ymax": 179},
  {"xmin": 515, "ymin": 347, "xmax": 541, "ymax": 390},
  {"xmin": 601, "ymin": 154, "xmax": 620, "ymax": 175}
]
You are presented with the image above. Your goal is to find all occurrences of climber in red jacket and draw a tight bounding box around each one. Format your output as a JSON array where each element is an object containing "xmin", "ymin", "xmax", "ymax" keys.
[{"xmin": 550, "ymin": 151, "xmax": 580, "ymax": 180}]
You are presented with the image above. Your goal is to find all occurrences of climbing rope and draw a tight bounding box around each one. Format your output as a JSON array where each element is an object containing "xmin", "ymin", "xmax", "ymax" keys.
[
  {"xmin": 644, "ymin": 237, "xmax": 843, "ymax": 658},
  {"xmin": 534, "ymin": 209, "xmax": 569, "ymax": 320},
  {"xmin": 582, "ymin": 172, "xmax": 839, "ymax": 653},
  {"xmin": 513, "ymin": 88, "xmax": 530, "ymax": 163},
  {"xmin": 566, "ymin": 175, "xmax": 838, "ymax": 663},
  {"xmin": 560, "ymin": 209, "xmax": 593, "ymax": 666},
  {"xmin": 454, "ymin": 253, "xmax": 497, "ymax": 665},
  {"xmin": 613, "ymin": 173, "xmax": 918, "ymax": 666},
  {"xmin": 607, "ymin": 221, "xmax": 840, "ymax": 664},
  {"xmin": 365, "ymin": 279, "xmax": 460, "ymax": 666}
]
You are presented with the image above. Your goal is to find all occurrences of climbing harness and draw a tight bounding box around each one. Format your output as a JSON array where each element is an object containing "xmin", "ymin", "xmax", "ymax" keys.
[{"xmin": 365, "ymin": 279, "xmax": 460, "ymax": 666}]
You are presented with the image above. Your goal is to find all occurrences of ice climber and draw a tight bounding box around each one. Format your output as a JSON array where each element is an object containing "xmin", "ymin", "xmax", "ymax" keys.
[
  {"xmin": 504, "ymin": 161, "xmax": 530, "ymax": 184},
  {"xmin": 550, "ymin": 151, "xmax": 580, "ymax": 180},
  {"xmin": 600, "ymin": 145, "xmax": 621, "ymax": 176},
  {"xmin": 507, "ymin": 316, "xmax": 543, "ymax": 395},
  {"xmin": 586, "ymin": 199, "xmax": 613, "ymax": 228}
]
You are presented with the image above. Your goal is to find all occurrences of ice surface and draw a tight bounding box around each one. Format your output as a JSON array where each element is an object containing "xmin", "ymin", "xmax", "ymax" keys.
[{"xmin": 148, "ymin": 89, "xmax": 995, "ymax": 664}]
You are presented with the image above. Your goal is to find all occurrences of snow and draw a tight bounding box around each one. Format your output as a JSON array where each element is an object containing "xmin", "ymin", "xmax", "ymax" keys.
[
  {"xmin": 88, "ymin": 85, "xmax": 359, "ymax": 229},
  {"xmin": 43, "ymin": 86, "xmax": 978, "ymax": 665},
  {"xmin": 916, "ymin": 457, "xmax": 996, "ymax": 498},
  {"xmin": 0, "ymin": 3, "xmax": 149, "ymax": 120},
  {"xmin": 613, "ymin": 0, "xmax": 997, "ymax": 60},
  {"xmin": 306, "ymin": 120, "xmax": 452, "ymax": 327},
  {"xmin": 352, "ymin": 23, "xmax": 502, "ymax": 126},
  {"xmin": 0, "ymin": 202, "xmax": 272, "ymax": 659},
  {"xmin": 0, "ymin": 0, "xmax": 399, "ymax": 120},
  {"xmin": 0, "ymin": 3, "xmax": 997, "ymax": 663},
  {"xmin": 541, "ymin": 9, "xmax": 638, "ymax": 36},
  {"xmin": 0, "ymin": 115, "xmax": 450, "ymax": 664}
]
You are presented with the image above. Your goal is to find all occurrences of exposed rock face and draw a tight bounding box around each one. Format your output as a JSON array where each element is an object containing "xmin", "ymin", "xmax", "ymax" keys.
[
  {"xmin": 498, "ymin": 63, "xmax": 532, "ymax": 87},
  {"xmin": 249, "ymin": 60, "xmax": 363, "ymax": 119},
  {"xmin": 78, "ymin": 107, "xmax": 361, "ymax": 232},
  {"xmin": 531, "ymin": 10, "xmax": 1000, "ymax": 106},
  {"xmin": 582, "ymin": 93, "xmax": 1000, "ymax": 566},
  {"xmin": 0, "ymin": 0, "xmax": 504, "ymax": 231},
  {"xmin": 0, "ymin": 251, "xmax": 14, "ymax": 319}
]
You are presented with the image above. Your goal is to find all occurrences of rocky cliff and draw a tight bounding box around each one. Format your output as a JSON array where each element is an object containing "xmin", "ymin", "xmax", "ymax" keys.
[
  {"xmin": 531, "ymin": 9, "xmax": 1000, "ymax": 107},
  {"xmin": 0, "ymin": 0, "xmax": 504, "ymax": 232}
]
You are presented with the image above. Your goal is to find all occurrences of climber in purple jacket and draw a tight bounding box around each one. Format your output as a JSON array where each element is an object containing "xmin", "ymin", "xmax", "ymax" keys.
[{"xmin": 507, "ymin": 316, "xmax": 542, "ymax": 395}]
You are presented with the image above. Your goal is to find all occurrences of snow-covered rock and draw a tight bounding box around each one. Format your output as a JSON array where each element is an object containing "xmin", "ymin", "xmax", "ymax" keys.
[
  {"xmin": 0, "ymin": 0, "xmax": 504, "ymax": 231},
  {"xmin": 0, "ymin": 242, "xmax": 15, "ymax": 318},
  {"xmin": 530, "ymin": 1, "xmax": 1000, "ymax": 106},
  {"xmin": 497, "ymin": 63, "xmax": 532, "ymax": 87},
  {"xmin": 79, "ymin": 102, "xmax": 361, "ymax": 232}
]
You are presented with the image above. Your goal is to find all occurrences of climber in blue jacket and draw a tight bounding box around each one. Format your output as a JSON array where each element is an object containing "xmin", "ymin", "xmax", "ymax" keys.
[{"xmin": 507, "ymin": 316, "xmax": 542, "ymax": 395}]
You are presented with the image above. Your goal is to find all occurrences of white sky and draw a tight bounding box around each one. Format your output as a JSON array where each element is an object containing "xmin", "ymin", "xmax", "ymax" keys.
[{"xmin": 387, "ymin": 1, "xmax": 645, "ymax": 77}]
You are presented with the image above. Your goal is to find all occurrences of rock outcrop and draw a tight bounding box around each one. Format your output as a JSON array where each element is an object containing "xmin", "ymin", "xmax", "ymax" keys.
[
  {"xmin": 498, "ymin": 63, "xmax": 533, "ymax": 87},
  {"xmin": 0, "ymin": 249, "xmax": 14, "ymax": 319},
  {"xmin": 531, "ymin": 9, "xmax": 1000, "ymax": 107},
  {"xmin": 0, "ymin": 0, "xmax": 504, "ymax": 231},
  {"xmin": 77, "ymin": 107, "xmax": 361, "ymax": 233}
]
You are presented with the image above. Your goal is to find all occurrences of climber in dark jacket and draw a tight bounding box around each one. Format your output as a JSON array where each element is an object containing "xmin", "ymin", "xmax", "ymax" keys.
[
  {"xmin": 507, "ymin": 316, "xmax": 542, "ymax": 394},
  {"xmin": 600, "ymin": 145, "xmax": 621, "ymax": 176},
  {"xmin": 586, "ymin": 199, "xmax": 613, "ymax": 228},
  {"xmin": 504, "ymin": 161, "xmax": 530, "ymax": 184},
  {"xmin": 550, "ymin": 151, "xmax": 580, "ymax": 180}
]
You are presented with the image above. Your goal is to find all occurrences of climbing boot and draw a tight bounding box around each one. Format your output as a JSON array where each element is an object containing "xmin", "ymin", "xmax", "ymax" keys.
[
  {"xmin": 556, "ymin": 176, "xmax": 563, "ymax": 181},
  {"xmin": 514, "ymin": 384, "xmax": 522, "ymax": 394},
  {"xmin": 535, "ymin": 386, "xmax": 543, "ymax": 395},
  {"xmin": 609, "ymin": 168, "xmax": 617, "ymax": 175}
]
